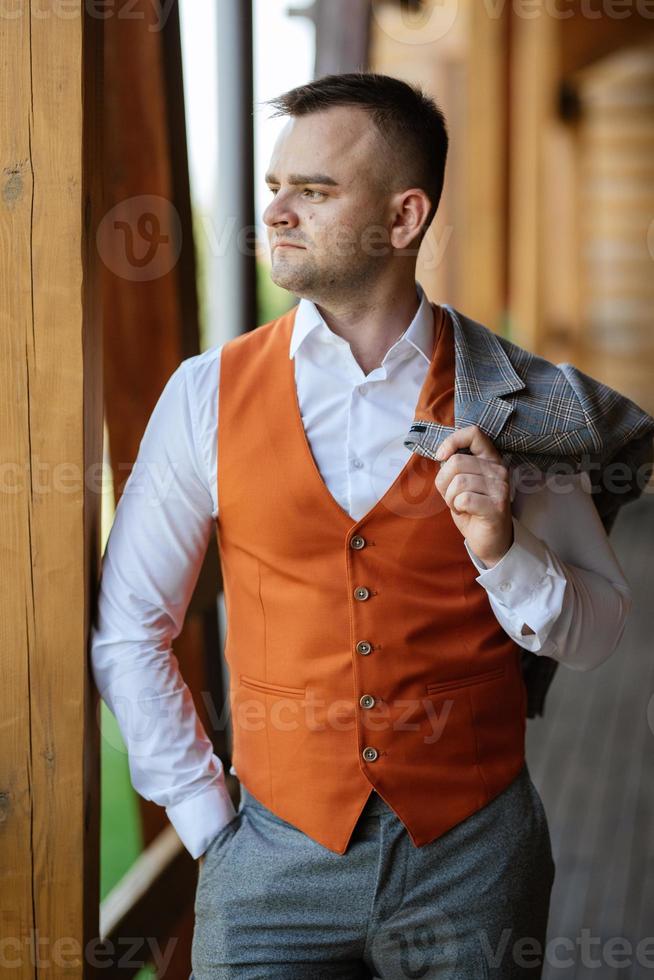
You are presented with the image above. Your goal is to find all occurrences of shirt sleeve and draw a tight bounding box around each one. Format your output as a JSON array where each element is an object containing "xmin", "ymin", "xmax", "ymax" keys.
[
  {"xmin": 463, "ymin": 466, "xmax": 633, "ymax": 671},
  {"xmin": 90, "ymin": 351, "xmax": 236, "ymax": 860}
]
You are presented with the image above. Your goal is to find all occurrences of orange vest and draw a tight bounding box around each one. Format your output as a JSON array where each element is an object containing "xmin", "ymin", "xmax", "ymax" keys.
[{"xmin": 216, "ymin": 304, "xmax": 527, "ymax": 854}]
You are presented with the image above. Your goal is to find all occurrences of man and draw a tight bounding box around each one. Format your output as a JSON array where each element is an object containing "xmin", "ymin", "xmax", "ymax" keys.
[{"xmin": 91, "ymin": 73, "xmax": 654, "ymax": 978}]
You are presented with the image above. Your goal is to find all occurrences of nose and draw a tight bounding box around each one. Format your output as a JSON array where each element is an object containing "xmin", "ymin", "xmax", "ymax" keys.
[{"xmin": 263, "ymin": 190, "xmax": 299, "ymax": 230}]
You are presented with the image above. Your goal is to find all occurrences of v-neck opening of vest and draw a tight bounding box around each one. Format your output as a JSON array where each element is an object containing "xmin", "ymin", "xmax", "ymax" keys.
[{"xmin": 285, "ymin": 306, "xmax": 446, "ymax": 530}]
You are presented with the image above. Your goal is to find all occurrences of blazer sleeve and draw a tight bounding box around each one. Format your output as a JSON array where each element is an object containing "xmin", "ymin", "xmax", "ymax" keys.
[{"xmin": 557, "ymin": 362, "xmax": 654, "ymax": 534}]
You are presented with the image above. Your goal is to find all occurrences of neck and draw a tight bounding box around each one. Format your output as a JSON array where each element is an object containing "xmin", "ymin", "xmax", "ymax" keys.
[{"xmin": 312, "ymin": 278, "xmax": 422, "ymax": 376}]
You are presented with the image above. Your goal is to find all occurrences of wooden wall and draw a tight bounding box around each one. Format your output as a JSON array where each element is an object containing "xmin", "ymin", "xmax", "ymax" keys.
[
  {"xmin": 0, "ymin": 3, "xmax": 104, "ymax": 974},
  {"xmin": 573, "ymin": 42, "xmax": 654, "ymax": 415},
  {"xmin": 0, "ymin": 3, "xmax": 227, "ymax": 976},
  {"xmin": 370, "ymin": 2, "xmax": 654, "ymax": 417}
]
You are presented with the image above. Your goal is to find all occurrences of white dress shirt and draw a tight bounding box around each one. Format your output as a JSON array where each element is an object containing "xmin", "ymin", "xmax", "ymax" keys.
[{"xmin": 90, "ymin": 283, "xmax": 633, "ymax": 859}]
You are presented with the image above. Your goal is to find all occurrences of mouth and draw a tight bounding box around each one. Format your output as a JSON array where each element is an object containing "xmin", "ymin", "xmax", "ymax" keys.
[{"xmin": 274, "ymin": 242, "xmax": 306, "ymax": 250}]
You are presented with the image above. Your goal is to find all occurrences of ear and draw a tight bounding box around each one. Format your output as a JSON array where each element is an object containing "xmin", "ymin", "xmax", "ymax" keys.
[{"xmin": 389, "ymin": 188, "xmax": 432, "ymax": 251}]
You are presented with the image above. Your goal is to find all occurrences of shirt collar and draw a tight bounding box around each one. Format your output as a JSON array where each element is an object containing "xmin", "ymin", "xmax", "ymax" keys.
[{"xmin": 288, "ymin": 282, "xmax": 434, "ymax": 365}]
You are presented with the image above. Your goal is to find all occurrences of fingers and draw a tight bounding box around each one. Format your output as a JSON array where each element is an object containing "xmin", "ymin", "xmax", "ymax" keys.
[
  {"xmin": 434, "ymin": 453, "xmax": 509, "ymax": 497},
  {"xmin": 435, "ymin": 424, "xmax": 504, "ymax": 466},
  {"xmin": 443, "ymin": 473, "xmax": 510, "ymax": 515}
]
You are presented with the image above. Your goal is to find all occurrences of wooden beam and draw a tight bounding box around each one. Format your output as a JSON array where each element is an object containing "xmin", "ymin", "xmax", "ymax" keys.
[
  {"xmin": 102, "ymin": 5, "xmax": 226, "ymax": 974},
  {"xmin": 0, "ymin": 1, "xmax": 103, "ymax": 974},
  {"xmin": 160, "ymin": 0, "xmax": 202, "ymax": 361},
  {"xmin": 462, "ymin": 0, "xmax": 508, "ymax": 331},
  {"xmin": 102, "ymin": 0, "xmax": 187, "ymax": 494},
  {"xmin": 507, "ymin": 11, "xmax": 560, "ymax": 352}
]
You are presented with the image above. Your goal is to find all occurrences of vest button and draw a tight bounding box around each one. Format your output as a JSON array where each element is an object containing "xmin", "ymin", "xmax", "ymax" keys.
[
  {"xmin": 362, "ymin": 746, "xmax": 379, "ymax": 762},
  {"xmin": 356, "ymin": 640, "xmax": 372, "ymax": 655},
  {"xmin": 359, "ymin": 694, "xmax": 375, "ymax": 709},
  {"xmin": 350, "ymin": 534, "xmax": 366, "ymax": 550},
  {"xmin": 354, "ymin": 586, "xmax": 370, "ymax": 601}
]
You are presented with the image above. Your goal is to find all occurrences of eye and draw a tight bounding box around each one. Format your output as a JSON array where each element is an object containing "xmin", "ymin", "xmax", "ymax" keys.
[
  {"xmin": 268, "ymin": 187, "xmax": 279, "ymax": 196},
  {"xmin": 302, "ymin": 189, "xmax": 325, "ymax": 200}
]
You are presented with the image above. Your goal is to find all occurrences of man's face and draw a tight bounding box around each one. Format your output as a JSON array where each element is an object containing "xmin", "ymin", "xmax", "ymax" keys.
[{"xmin": 262, "ymin": 106, "xmax": 394, "ymax": 303}]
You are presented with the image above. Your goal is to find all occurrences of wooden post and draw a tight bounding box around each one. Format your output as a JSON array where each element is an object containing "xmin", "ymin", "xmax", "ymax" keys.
[
  {"xmin": 0, "ymin": 2, "xmax": 103, "ymax": 975},
  {"xmin": 101, "ymin": 3, "xmax": 228, "ymax": 975},
  {"xmin": 507, "ymin": 10, "xmax": 559, "ymax": 352},
  {"xmin": 463, "ymin": 0, "xmax": 508, "ymax": 331}
]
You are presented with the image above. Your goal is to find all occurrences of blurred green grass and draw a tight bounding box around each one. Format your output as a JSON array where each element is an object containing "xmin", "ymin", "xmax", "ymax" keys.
[{"xmin": 100, "ymin": 704, "xmax": 143, "ymax": 899}]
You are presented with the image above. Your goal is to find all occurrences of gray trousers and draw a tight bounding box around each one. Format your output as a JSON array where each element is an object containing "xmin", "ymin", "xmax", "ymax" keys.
[{"xmin": 191, "ymin": 762, "xmax": 555, "ymax": 979}]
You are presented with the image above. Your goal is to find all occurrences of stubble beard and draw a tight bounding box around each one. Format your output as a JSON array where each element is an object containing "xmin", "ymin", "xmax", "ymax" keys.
[{"xmin": 270, "ymin": 247, "xmax": 385, "ymax": 306}]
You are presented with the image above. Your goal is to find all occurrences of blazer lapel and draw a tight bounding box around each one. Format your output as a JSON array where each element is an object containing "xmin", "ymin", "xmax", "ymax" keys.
[
  {"xmin": 448, "ymin": 302, "xmax": 527, "ymax": 435},
  {"xmin": 401, "ymin": 301, "xmax": 654, "ymax": 523},
  {"xmin": 406, "ymin": 303, "xmax": 527, "ymax": 460},
  {"xmin": 403, "ymin": 303, "xmax": 621, "ymax": 466}
]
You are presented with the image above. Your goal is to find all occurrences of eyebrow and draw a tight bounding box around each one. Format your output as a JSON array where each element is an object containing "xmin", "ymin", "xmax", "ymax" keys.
[{"xmin": 265, "ymin": 173, "xmax": 339, "ymax": 187}]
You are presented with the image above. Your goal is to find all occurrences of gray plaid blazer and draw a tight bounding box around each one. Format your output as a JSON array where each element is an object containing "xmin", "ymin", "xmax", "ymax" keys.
[{"xmin": 404, "ymin": 304, "xmax": 654, "ymax": 716}]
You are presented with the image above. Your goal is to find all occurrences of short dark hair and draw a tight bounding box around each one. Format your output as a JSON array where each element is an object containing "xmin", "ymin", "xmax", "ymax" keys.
[{"xmin": 266, "ymin": 71, "xmax": 449, "ymax": 231}]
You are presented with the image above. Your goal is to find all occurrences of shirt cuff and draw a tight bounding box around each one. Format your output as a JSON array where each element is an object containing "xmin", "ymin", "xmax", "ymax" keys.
[
  {"xmin": 464, "ymin": 516, "xmax": 554, "ymax": 604},
  {"xmin": 464, "ymin": 515, "xmax": 567, "ymax": 649},
  {"xmin": 165, "ymin": 768, "xmax": 237, "ymax": 860}
]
